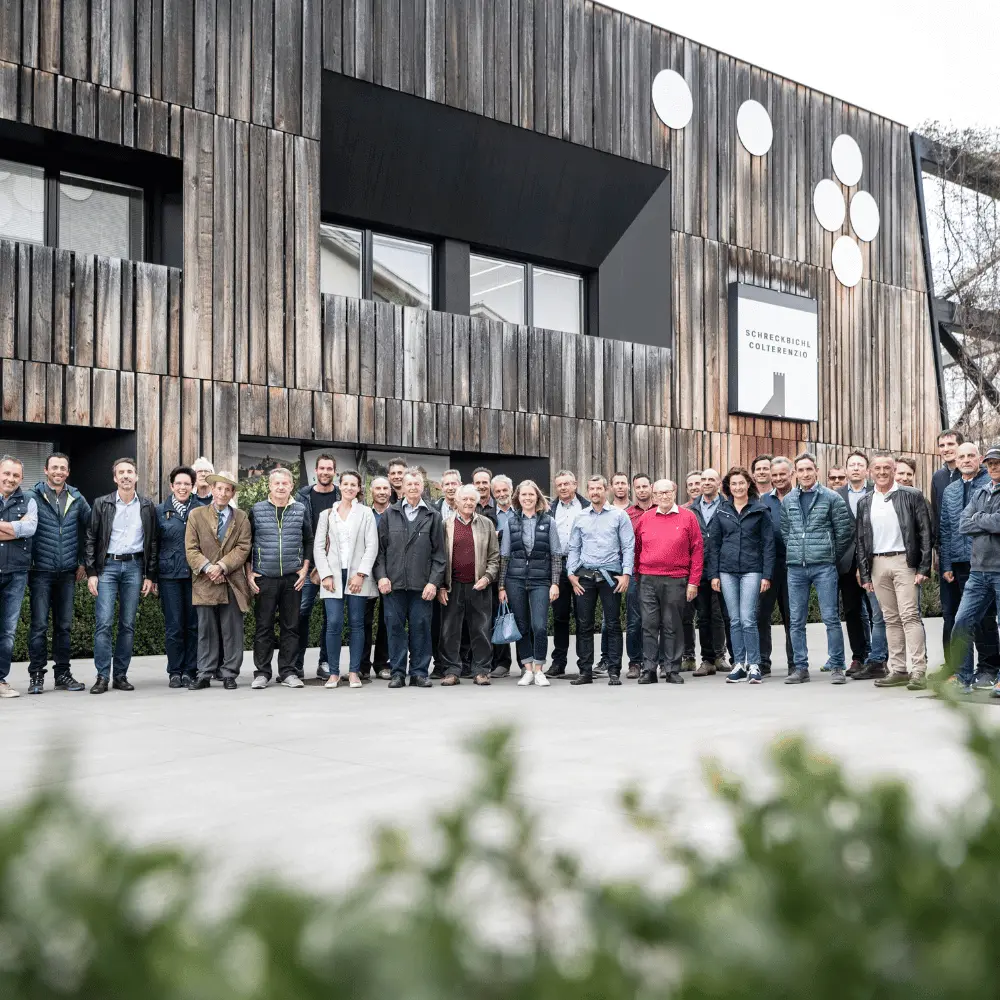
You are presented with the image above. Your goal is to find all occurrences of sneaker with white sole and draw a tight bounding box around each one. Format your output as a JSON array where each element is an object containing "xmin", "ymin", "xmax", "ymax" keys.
[
  {"xmin": 517, "ymin": 670, "xmax": 535, "ymax": 686},
  {"xmin": 748, "ymin": 664, "xmax": 762, "ymax": 685},
  {"xmin": 250, "ymin": 675, "xmax": 269, "ymax": 690},
  {"xmin": 534, "ymin": 671, "xmax": 550, "ymax": 687},
  {"xmin": 726, "ymin": 663, "xmax": 747, "ymax": 683},
  {"xmin": 0, "ymin": 681, "xmax": 20, "ymax": 698},
  {"xmin": 281, "ymin": 675, "xmax": 305, "ymax": 689}
]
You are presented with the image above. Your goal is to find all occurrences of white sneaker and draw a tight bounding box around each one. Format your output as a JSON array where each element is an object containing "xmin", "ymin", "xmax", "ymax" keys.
[
  {"xmin": 518, "ymin": 669, "xmax": 535, "ymax": 686},
  {"xmin": 250, "ymin": 675, "xmax": 269, "ymax": 690},
  {"xmin": 324, "ymin": 675, "xmax": 340, "ymax": 689},
  {"xmin": 533, "ymin": 670, "xmax": 550, "ymax": 687},
  {"xmin": 281, "ymin": 674, "xmax": 305, "ymax": 689},
  {"xmin": 748, "ymin": 664, "xmax": 763, "ymax": 685},
  {"xmin": 0, "ymin": 681, "xmax": 20, "ymax": 699}
]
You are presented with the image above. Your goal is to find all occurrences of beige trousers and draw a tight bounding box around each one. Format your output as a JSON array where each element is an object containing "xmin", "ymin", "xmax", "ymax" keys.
[{"xmin": 871, "ymin": 553, "xmax": 926, "ymax": 676}]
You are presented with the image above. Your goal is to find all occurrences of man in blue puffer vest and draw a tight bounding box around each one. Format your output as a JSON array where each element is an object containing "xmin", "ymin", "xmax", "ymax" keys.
[
  {"xmin": 27, "ymin": 452, "xmax": 91, "ymax": 694},
  {"xmin": 779, "ymin": 452, "xmax": 854, "ymax": 684},
  {"xmin": 1, "ymin": 455, "xmax": 38, "ymax": 699}
]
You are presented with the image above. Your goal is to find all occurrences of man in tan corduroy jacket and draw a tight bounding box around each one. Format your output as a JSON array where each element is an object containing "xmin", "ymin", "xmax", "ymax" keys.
[{"xmin": 185, "ymin": 472, "xmax": 252, "ymax": 689}]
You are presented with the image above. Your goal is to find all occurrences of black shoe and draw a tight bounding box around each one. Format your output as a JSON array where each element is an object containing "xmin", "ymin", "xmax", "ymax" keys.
[
  {"xmin": 317, "ymin": 663, "xmax": 331, "ymax": 681},
  {"xmin": 27, "ymin": 674, "xmax": 44, "ymax": 695},
  {"xmin": 489, "ymin": 665, "xmax": 510, "ymax": 679},
  {"xmin": 54, "ymin": 674, "xmax": 85, "ymax": 692},
  {"xmin": 546, "ymin": 664, "xmax": 567, "ymax": 678},
  {"xmin": 428, "ymin": 667, "xmax": 444, "ymax": 679},
  {"xmin": 409, "ymin": 676, "xmax": 433, "ymax": 688},
  {"xmin": 90, "ymin": 676, "xmax": 109, "ymax": 694},
  {"xmin": 112, "ymin": 676, "xmax": 135, "ymax": 691},
  {"xmin": 223, "ymin": 677, "xmax": 238, "ymax": 690},
  {"xmin": 360, "ymin": 674, "xmax": 372, "ymax": 684},
  {"xmin": 191, "ymin": 677, "xmax": 212, "ymax": 690},
  {"xmin": 593, "ymin": 661, "xmax": 609, "ymax": 677},
  {"xmin": 570, "ymin": 673, "xmax": 593, "ymax": 686},
  {"xmin": 608, "ymin": 673, "xmax": 622, "ymax": 686},
  {"xmin": 168, "ymin": 674, "xmax": 183, "ymax": 689},
  {"xmin": 853, "ymin": 661, "xmax": 888, "ymax": 681},
  {"xmin": 663, "ymin": 672, "xmax": 685, "ymax": 684},
  {"xmin": 760, "ymin": 665, "xmax": 772, "ymax": 677},
  {"xmin": 180, "ymin": 674, "xmax": 195, "ymax": 689},
  {"xmin": 387, "ymin": 675, "xmax": 405, "ymax": 689},
  {"xmin": 638, "ymin": 670, "xmax": 658, "ymax": 684}
]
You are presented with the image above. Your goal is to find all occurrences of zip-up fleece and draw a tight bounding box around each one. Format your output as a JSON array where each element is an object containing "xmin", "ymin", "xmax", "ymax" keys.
[
  {"xmin": 30, "ymin": 482, "xmax": 92, "ymax": 573},
  {"xmin": 249, "ymin": 498, "xmax": 313, "ymax": 577}
]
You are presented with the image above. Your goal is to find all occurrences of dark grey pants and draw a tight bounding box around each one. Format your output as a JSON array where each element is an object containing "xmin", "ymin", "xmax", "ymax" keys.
[
  {"xmin": 438, "ymin": 582, "xmax": 493, "ymax": 678},
  {"xmin": 640, "ymin": 575, "xmax": 687, "ymax": 673},
  {"xmin": 197, "ymin": 600, "xmax": 245, "ymax": 679}
]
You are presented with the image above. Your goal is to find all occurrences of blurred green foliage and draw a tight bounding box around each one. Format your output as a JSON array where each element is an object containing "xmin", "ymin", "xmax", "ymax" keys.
[{"xmin": 2, "ymin": 698, "xmax": 999, "ymax": 998}]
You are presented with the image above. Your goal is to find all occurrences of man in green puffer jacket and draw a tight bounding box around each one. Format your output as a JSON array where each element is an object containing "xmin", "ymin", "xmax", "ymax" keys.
[{"xmin": 779, "ymin": 452, "xmax": 854, "ymax": 685}]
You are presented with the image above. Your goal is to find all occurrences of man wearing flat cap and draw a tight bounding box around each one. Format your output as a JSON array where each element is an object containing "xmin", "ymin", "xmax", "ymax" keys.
[{"xmin": 185, "ymin": 471, "xmax": 252, "ymax": 689}]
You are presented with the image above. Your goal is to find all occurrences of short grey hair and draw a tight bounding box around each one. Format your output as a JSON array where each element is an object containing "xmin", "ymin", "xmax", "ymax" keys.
[
  {"xmin": 457, "ymin": 485, "xmax": 479, "ymax": 501},
  {"xmin": 554, "ymin": 470, "xmax": 577, "ymax": 483},
  {"xmin": 403, "ymin": 467, "xmax": 425, "ymax": 484},
  {"xmin": 370, "ymin": 476, "xmax": 390, "ymax": 487},
  {"xmin": 192, "ymin": 455, "xmax": 215, "ymax": 473},
  {"xmin": 491, "ymin": 474, "xmax": 513, "ymax": 491},
  {"xmin": 771, "ymin": 456, "xmax": 793, "ymax": 471},
  {"xmin": 587, "ymin": 474, "xmax": 608, "ymax": 488},
  {"xmin": 268, "ymin": 466, "xmax": 294, "ymax": 484},
  {"xmin": 441, "ymin": 469, "xmax": 462, "ymax": 482},
  {"xmin": 0, "ymin": 455, "xmax": 23, "ymax": 470}
]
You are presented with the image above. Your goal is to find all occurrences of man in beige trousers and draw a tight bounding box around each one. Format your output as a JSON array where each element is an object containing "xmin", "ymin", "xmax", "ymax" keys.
[{"xmin": 854, "ymin": 452, "xmax": 934, "ymax": 690}]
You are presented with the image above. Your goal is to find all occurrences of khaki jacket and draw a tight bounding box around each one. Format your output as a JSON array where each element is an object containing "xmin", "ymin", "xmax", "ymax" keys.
[
  {"xmin": 185, "ymin": 505, "xmax": 253, "ymax": 611},
  {"xmin": 442, "ymin": 513, "xmax": 500, "ymax": 589}
]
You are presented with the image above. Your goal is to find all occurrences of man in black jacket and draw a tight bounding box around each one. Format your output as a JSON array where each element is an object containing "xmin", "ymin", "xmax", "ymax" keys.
[
  {"xmin": 374, "ymin": 468, "xmax": 446, "ymax": 688},
  {"xmin": 855, "ymin": 452, "xmax": 933, "ymax": 690},
  {"xmin": 84, "ymin": 457, "xmax": 159, "ymax": 694},
  {"xmin": 932, "ymin": 429, "xmax": 964, "ymax": 650},
  {"xmin": 689, "ymin": 468, "xmax": 731, "ymax": 676}
]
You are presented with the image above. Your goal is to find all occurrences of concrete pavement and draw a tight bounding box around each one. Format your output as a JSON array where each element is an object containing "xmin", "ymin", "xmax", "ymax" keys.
[{"xmin": 0, "ymin": 619, "xmax": 992, "ymax": 895}]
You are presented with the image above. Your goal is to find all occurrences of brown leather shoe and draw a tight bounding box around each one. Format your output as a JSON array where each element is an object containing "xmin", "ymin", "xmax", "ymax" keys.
[
  {"xmin": 692, "ymin": 660, "xmax": 717, "ymax": 677},
  {"xmin": 440, "ymin": 675, "xmax": 460, "ymax": 686},
  {"xmin": 625, "ymin": 662, "xmax": 641, "ymax": 680},
  {"xmin": 874, "ymin": 671, "xmax": 910, "ymax": 688}
]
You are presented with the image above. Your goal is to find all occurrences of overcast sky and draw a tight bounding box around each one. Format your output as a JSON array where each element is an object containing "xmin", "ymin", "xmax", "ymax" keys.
[{"xmin": 604, "ymin": 0, "xmax": 999, "ymax": 129}]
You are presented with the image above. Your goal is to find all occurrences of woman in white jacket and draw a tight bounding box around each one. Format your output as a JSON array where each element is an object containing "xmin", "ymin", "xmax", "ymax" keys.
[{"xmin": 313, "ymin": 470, "xmax": 378, "ymax": 688}]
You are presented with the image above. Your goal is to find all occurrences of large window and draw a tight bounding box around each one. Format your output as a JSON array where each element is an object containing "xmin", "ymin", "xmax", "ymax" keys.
[
  {"xmin": 0, "ymin": 156, "xmax": 144, "ymax": 260},
  {"xmin": 320, "ymin": 224, "xmax": 433, "ymax": 309},
  {"xmin": 470, "ymin": 254, "xmax": 583, "ymax": 334}
]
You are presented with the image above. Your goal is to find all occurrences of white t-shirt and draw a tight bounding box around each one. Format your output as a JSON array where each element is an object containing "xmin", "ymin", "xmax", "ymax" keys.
[{"xmin": 871, "ymin": 484, "xmax": 905, "ymax": 554}]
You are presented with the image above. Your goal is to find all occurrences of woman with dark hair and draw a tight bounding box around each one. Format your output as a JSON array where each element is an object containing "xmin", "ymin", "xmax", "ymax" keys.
[
  {"xmin": 707, "ymin": 466, "xmax": 775, "ymax": 684},
  {"xmin": 497, "ymin": 480, "xmax": 563, "ymax": 687}
]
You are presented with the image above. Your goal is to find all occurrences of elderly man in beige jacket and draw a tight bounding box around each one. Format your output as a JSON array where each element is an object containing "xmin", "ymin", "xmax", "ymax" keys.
[
  {"xmin": 185, "ymin": 472, "xmax": 252, "ymax": 689},
  {"xmin": 438, "ymin": 486, "xmax": 500, "ymax": 686}
]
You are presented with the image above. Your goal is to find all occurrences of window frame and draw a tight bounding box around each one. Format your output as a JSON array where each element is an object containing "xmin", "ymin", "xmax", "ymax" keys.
[
  {"xmin": 0, "ymin": 145, "xmax": 152, "ymax": 263},
  {"xmin": 320, "ymin": 220, "xmax": 435, "ymax": 309},
  {"xmin": 469, "ymin": 250, "xmax": 586, "ymax": 335}
]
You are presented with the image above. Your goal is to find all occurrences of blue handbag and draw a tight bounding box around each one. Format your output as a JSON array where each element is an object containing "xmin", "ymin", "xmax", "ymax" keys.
[{"xmin": 491, "ymin": 600, "xmax": 522, "ymax": 644}]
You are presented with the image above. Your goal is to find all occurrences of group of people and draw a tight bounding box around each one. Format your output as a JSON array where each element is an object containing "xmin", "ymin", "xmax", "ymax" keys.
[{"xmin": 1, "ymin": 427, "xmax": 998, "ymax": 699}]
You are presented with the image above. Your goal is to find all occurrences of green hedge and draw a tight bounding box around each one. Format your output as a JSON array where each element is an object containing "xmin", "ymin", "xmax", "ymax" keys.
[{"xmin": 2, "ymin": 697, "xmax": 1000, "ymax": 998}]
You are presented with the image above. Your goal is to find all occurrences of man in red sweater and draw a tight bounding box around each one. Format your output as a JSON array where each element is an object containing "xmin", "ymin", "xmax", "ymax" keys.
[{"xmin": 633, "ymin": 479, "xmax": 703, "ymax": 685}]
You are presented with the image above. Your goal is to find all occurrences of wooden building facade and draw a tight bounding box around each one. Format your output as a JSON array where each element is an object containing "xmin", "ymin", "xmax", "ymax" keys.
[{"xmin": 0, "ymin": 0, "xmax": 940, "ymax": 495}]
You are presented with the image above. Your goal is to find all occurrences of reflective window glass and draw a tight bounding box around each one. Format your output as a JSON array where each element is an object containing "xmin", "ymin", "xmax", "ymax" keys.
[
  {"xmin": 372, "ymin": 234, "xmax": 433, "ymax": 309},
  {"xmin": 0, "ymin": 159, "xmax": 45, "ymax": 244},
  {"xmin": 320, "ymin": 224, "xmax": 363, "ymax": 297},
  {"xmin": 532, "ymin": 267, "xmax": 583, "ymax": 335},
  {"xmin": 470, "ymin": 255, "xmax": 525, "ymax": 324},
  {"xmin": 59, "ymin": 173, "xmax": 144, "ymax": 259}
]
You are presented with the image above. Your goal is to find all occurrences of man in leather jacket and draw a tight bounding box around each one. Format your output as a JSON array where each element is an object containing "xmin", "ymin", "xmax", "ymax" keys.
[{"xmin": 855, "ymin": 452, "xmax": 933, "ymax": 689}]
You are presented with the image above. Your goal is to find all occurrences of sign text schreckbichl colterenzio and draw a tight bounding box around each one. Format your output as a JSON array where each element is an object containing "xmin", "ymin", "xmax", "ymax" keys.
[{"xmin": 744, "ymin": 328, "xmax": 812, "ymax": 358}]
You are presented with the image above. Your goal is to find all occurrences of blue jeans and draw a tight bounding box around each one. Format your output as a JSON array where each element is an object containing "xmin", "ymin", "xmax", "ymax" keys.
[
  {"xmin": 787, "ymin": 563, "xmax": 843, "ymax": 671},
  {"xmin": 626, "ymin": 575, "xmax": 643, "ymax": 664},
  {"xmin": 93, "ymin": 559, "xmax": 143, "ymax": 678},
  {"xmin": 159, "ymin": 577, "xmax": 199, "ymax": 677},
  {"xmin": 719, "ymin": 572, "xmax": 762, "ymax": 665},
  {"xmin": 323, "ymin": 569, "xmax": 368, "ymax": 675},
  {"xmin": 383, "ymin": 588, "xmax": 434, "ymax": 678},
  {"xmin": 950, "ymin": 571, "xmax": 1000, "ymax": 685},
  {"xmin": 297, "ymin": 579, "xmax": 329, "ymax": 670},
  {"xmin": 0, "ymin": 571, "xmax": 28, "ymax": 681},
  {"xmin": 28, "ymin": 569, "xmax": 76, "ymax": 677},
  {"xmin": 862, "ymin": 588, "xmax": 889, "ymax": 663},
  {"xmin": 505, "ymin": 578, "xmax": 551, "ymax": 663}
]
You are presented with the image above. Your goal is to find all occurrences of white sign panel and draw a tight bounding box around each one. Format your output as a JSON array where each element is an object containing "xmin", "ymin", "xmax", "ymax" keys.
[{"xmin": 728, "ymin": 284, "xmax": 818, "ymax": 422}]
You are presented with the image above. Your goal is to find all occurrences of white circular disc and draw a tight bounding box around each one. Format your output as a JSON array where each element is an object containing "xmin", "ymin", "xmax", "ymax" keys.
[
  {"xmin": 651, "ymin": 69, "xmax": 693, "ymax": 130},
  {"xmin": 12, "ymin": 173, "xmax": 43, "ymax": 212},
  {"xmin": 832, "ymin": 235, "xmax": 863, "ymax": 287},
  {"xmin": 831, "ymin": 134, "xmax": 863, "ymax": 187},
  {"xmin": 850, "ymin": 190, "xmax": 880, "ymax": 242},
  {"xmin": 813, "ymin": 179, "xmax": 846, "ymax": 231},
  {"xmin": 61, "ymin": 184, "xmax": 94, "ymax": 202},
  {"xmin": 736, "ymin": 99, "xmax": 773, "ymax": 156}
]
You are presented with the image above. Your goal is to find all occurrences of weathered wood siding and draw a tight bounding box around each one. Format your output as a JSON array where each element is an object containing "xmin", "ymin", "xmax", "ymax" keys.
[{"xmin": 0, "ymin": 0, "xmax": 941, "ymax": 497}]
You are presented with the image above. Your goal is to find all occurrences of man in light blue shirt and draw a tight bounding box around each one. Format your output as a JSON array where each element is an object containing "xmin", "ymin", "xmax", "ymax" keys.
[{"xmin": 566, "ymin": 475, "xmax": 635, "ymax": 686}]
